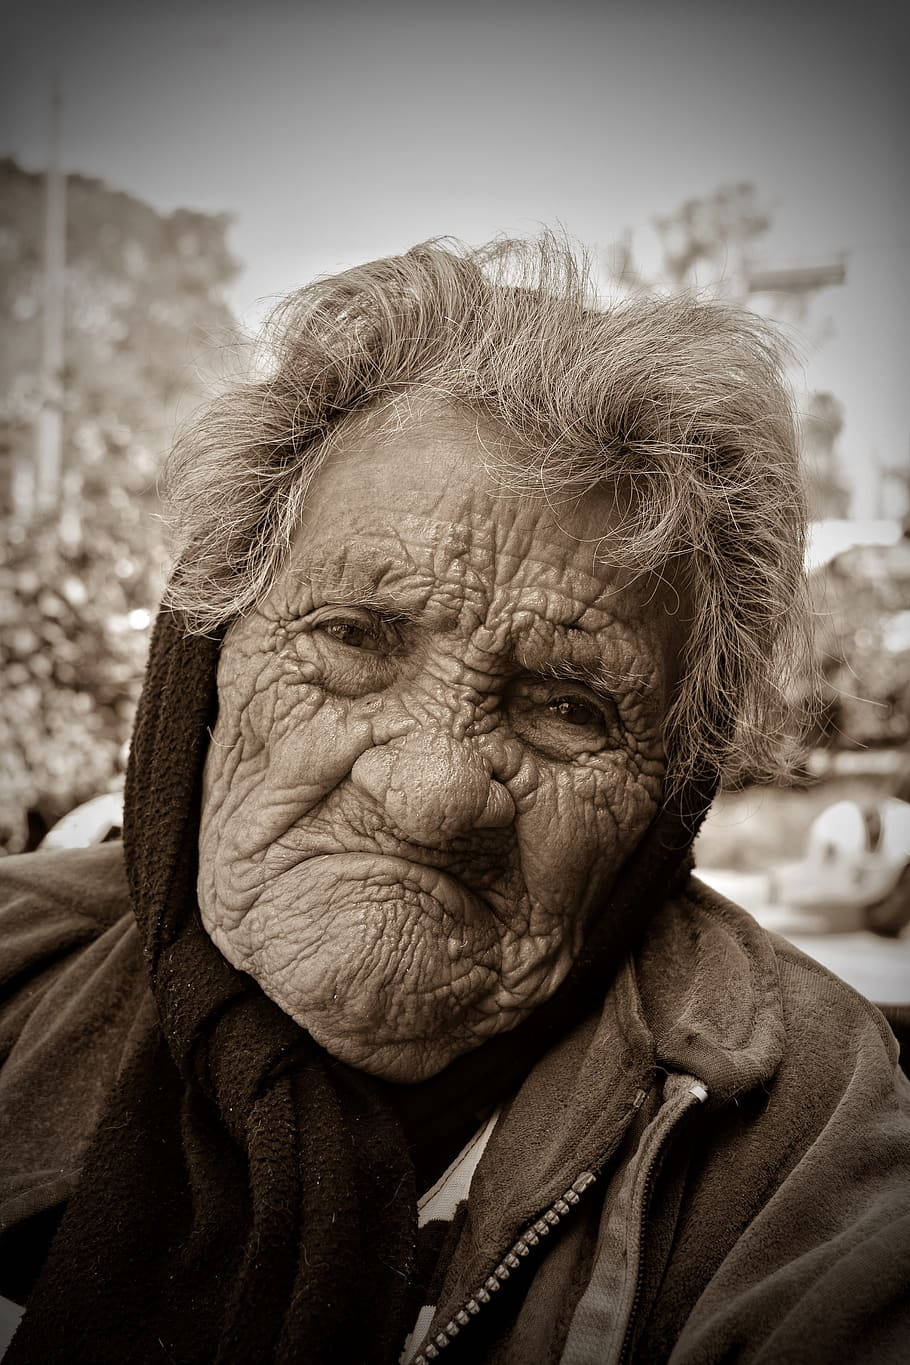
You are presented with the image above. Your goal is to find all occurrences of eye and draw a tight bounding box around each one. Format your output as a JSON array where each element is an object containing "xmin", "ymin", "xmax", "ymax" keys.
[
  {"xmin": 287, "ymin": 605, "xmax": 402, "ymax": 698},
  {"xmin": 319, "ymin": 618, "xmax": 383, "ymax": 651},
  {"xmin": 547, "ymin": 695, "xmax": 606, "ymax": 728},
  {"xmin": 305, "ymin": 606, "xmax": 401, "ymax": 655},
  {"xmin": 508, "ymin": 680, "xmax": 620, "ymax": 761}
]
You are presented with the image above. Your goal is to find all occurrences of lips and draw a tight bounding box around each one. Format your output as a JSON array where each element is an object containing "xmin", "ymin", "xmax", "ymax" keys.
[{"xmin": 299, "ymin": 851, "xmax": 494, "ymax": 927}]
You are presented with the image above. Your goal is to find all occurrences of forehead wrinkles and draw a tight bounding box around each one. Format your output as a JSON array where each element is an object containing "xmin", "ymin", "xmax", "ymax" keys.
[
  {"xmin": 297, "ymin": 514, "xmax": 633, "ymax": 623},
  {"xmin": 291, "ymin": 527, "xmax": 663, "ymax": 695}
]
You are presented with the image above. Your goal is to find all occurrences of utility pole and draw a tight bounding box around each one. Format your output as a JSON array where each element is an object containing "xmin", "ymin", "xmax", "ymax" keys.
[
  {"xmin": 745, "ymin": 261, "xmax": 847, "ymax": 324},
  {"xmin": 34, "ymin": 78, "xmax": 67, "ymax": 516},
  {"xmin": 746, "ymin": 263, "xmax": 847, "ymax": 295}
]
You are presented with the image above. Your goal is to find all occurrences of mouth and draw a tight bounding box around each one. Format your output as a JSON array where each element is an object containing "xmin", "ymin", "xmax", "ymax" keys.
[
  {"xmin": 299, "ymin": 851, "xmax": 496, "ymax": 927},
  {"xmin": 277, "ymin": 804, "xmax": 513, "ymax": 870}
]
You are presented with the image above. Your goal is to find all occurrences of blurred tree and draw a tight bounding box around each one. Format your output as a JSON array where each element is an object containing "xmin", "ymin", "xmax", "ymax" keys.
[
  {"xmin": 599, "ymin": 183, "xmax": 771, "ymax": 303},
  {"xmin": 810, "ymin": 540, "xmax": 910, "ymax": 751},
  {"xmin": 600, "ymin": 182, "xmax": 846, "ymax": 326},
  {"xmin": 653, "ymin": 182, "xmax": 771, "ymax": 300},
  {"xmin": 0, "ymin": 157, "xmax": 238, "ymax": 853},
  {"xmin": 800, "ymin": 391, "xmax": 851, "ymax": 520}
]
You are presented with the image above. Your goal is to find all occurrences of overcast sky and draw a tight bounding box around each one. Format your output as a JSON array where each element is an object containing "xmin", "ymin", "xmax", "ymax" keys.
[{"xmin": 3, "ymin": 0, "xmax": 908, "ymax": 514}]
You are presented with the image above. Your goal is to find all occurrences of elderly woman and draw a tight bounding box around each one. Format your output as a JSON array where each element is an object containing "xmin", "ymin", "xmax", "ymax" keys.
[{"xmin": 0, "ymin": 239, "xmax": 908, "ymax": 1365}]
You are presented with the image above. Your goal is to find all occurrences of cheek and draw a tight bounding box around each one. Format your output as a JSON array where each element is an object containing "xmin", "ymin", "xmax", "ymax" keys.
[
  {"xmin": 203, "ymin": 647, "xmax": 373, "ymax": 862},
  {"xmin": 515, "ymin": 757, "xmax": 663, "ymax": 911},
  {"xmin": 264, "ymin": 688, "xmax": 365, "ymax": 803}
]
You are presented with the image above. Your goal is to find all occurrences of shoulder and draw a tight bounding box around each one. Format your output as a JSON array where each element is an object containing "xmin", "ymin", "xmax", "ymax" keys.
[
  {"xmin": 0, "ymin": 841, "xmax": 130, "ymax": 931},
  {"xmin": 661, "ymin": 878, "xmax": 909, "ymax": 1210},
  {"xmin": 0, "ymin": 842, "xmax": 131, "ymax": 982},
  {"xmin": 0, "ymin": 838, "xmax": 138, "ymax": 1032},
  {"xmin": 0, "ymin": 842, "xmax": 136, "ymax": 1061},
  {"xmin": 769, "ymin": 928, "xmax": 902, "ymax": 1073},
  {"xmin": 0, "ymin": 843, "xmax": 146, "ymax": 1264},
  {"xmin": 646, "ymin": 882, "xmax": 910, "ymax": 1363},
  {"xmin": 685, "ymin": 875, "xmax": 903, "ymax": 1092},
  {"xmin": 763, "ymin": 912, "xmax": 888, "ymax": 1016}
]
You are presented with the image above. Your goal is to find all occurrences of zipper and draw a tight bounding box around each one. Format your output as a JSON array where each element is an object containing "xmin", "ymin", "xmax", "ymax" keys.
[
  {"xmin": 410, "ymin": 1169, "xmax": 599, "ymax": 1364},
  {"xmin": 615, "ymin": 1080, "xmax": 709, "ymax": 1365}
]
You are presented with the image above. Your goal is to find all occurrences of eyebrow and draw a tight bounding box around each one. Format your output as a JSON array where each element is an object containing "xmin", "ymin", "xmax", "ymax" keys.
[
  {"xmin": 320, "ymin": 587, "xmax": 420, "ymax": 622},
  {"xmin": 513, "ymin": 633, "xmax": 650, "ymax": 701},
  {"xmin": 290, "ymin": 553, "xmax": 421, "ymax": 617}
]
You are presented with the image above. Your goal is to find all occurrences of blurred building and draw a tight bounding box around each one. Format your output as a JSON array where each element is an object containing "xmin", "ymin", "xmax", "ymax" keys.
[
  {"xmin": 0, "ymin": 158, "xmax": 239, "ymax": 853},
  {"xmin": 0, "ymin": 156, "xmax": 238, "ymax": 522}
]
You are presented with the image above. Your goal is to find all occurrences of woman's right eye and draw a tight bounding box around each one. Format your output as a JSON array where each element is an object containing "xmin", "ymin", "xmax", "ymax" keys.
[
  {"xmin": 287, "ymin": 609, "xmax": 401, "ymax": 698},
  {"xmin": 318, "ymin": 619, "xmax": 382, "ymax": 651}
]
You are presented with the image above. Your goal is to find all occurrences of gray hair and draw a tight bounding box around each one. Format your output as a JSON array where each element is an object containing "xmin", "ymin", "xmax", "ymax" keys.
[{"xmin": 162, "ymin": 236, "xmax": 812, "ymax": 790}]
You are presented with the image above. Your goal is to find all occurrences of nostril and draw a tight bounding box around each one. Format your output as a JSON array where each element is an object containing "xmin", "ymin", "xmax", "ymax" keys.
[
  {"xmin": 350, "ymin": 747, "xmax": 396, "ymax": 806},
  {"xmin": 474, "ymin": 780, "xmax": 515, "ymax": 829}
]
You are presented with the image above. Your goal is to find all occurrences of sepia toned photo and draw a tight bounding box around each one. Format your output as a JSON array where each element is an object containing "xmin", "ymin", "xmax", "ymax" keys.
[{"xmin": 1, "ymin": 3, "xmax": 908, "ymax": 1361}]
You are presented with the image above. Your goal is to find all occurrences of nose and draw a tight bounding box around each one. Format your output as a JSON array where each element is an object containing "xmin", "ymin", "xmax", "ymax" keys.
[{"xmin": 350, "ymin": 732, "xmax": 515, "ymax": 841}]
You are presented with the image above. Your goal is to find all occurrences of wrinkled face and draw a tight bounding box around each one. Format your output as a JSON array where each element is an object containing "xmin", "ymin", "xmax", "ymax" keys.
[{"xmin": 198, "ymin": 409, "xmax": 680, "ymax": 1082}]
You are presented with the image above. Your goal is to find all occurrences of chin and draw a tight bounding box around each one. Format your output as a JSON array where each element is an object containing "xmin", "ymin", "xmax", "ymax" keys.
[{"xmin": 301, "ymin": 1012, "xmax": 478, "ymax": 1084}]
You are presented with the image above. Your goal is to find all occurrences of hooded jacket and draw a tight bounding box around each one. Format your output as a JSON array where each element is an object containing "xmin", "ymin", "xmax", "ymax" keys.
[
  {"xmin": 1, "ymin": 605, "xmax": 909, "ymax": 1363},
  {"xmin": 1, "ymin": 841, "xmax": 909, "ymax": 1362}
]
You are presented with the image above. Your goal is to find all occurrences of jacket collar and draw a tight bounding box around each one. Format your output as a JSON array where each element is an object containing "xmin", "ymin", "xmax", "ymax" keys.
[
  {"xmin": 463, "ymin": 877, "xmax": 785, "ymax": 1258},
  {"xmin": 635, "ymin": 876, "xmax": 786, "ymax": 1105}
]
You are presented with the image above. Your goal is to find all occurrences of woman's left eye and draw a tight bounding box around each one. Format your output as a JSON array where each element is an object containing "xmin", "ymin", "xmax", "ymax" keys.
[
  {"xmin": 547, "ymin": 695, "xmax": 606, "ymax": 728},
  {"xmin": 507, "ymin": 682, "xmax": 619, "ymax": 760}
]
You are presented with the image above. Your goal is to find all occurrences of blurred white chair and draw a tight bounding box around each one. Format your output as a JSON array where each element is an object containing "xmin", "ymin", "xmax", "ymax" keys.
[
  {"xmin": 772, "ymin": 797, "xmax": 910, "ymax": 935},
  {"xmin": 40, "ymin": 792, "xmax": 124, "ymax": 850}
]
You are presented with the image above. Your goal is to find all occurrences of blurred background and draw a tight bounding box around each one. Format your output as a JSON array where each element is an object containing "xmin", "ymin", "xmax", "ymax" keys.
[{"xmin": 1, "ymin": 0, "xmax": 908, "ymax": 993}]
